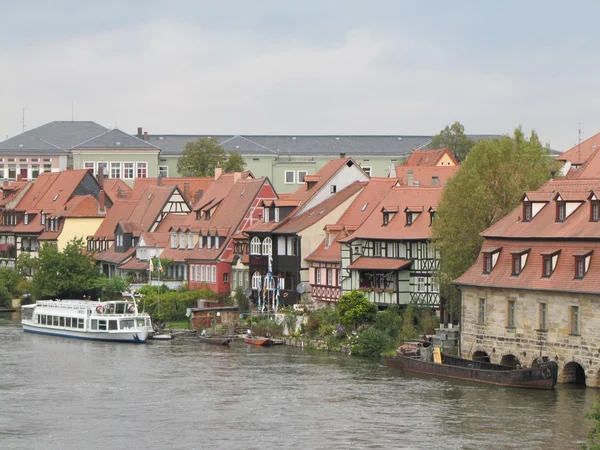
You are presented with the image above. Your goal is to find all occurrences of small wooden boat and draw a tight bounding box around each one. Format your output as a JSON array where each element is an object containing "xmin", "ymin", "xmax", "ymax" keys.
[
  {"xmin": 197, "ymin": 334, "xmax": 232, "ymax": 345},
  {"xmin": 244, "ymin": 337, "xmax": 272, "ymax": 346},
  {"xmin": 385, "ymin": 344, "xmax": 558, "ymax": 390},
  {"xmin": 151, "ymin": 333, "xmax": 174, "ymax": 341}
]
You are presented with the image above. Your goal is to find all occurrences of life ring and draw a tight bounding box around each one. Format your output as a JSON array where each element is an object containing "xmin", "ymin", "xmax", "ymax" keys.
[
  {"xmin": 542, "ymin": 367, "xmax": 552, "ymax": 379},
  {"xmin": 96, "ymin": 305, "xmax": 105, "ymax": 314},
  {"xmin": 128, "ymin": 304, "xmax": 136, "ymax": 313}
]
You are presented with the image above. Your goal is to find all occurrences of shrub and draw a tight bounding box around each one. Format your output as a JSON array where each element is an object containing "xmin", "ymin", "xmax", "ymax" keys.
[
  {"xmin": 233, "ymin": 287, "xmax": 251, "ymax": 312},
  {"xmin": 0, "ymin": 285, "xmax": 11, "ymax": 308},
  {"xmin": 305, "ymin": 316, "xmax": 321, "ymax": 337},
  {"xmin": 420, "ymin": 314, "xmax": 441, "ymax": 335},
  {"xmin": 338, "ymin": 290, "xmax": 377, "ymax": 329},
  {"xmin": 283, "ymin": 313, "xmax": 297, "ymax": 336},
  {"xmin": 373, "ymin": 307, "xmax": 403, "ymax": 342},
  {"xmin": 350, "ymin": 327, "xmax": 391, "ymax": 357}
]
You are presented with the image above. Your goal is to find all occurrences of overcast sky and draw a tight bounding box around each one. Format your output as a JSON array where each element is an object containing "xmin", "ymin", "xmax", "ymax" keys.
[{"xmin": 1, "ymin": 0, "xmax": 599, "ymax": 151}]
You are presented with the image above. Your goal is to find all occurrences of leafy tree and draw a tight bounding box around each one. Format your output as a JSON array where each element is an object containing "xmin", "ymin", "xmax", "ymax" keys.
[
  {"xmin": 223, "ymin": 151, "xmax": 246, "ymax": 173},
  {"xmin": 31, "ymin": 238, "xmax": 105, "ymax": 299},
  {"xmin": 582, "ymin": 402, "xmax": 600, "ymax": 450},
  {"xmin": 337, "ymin": 290, "xmax": 378, "ymax": 329},
  {"xmin": 430, "ymin": 121, "xmax": 475, "ymax": 162},
  {"xmin": 101, "ymin": 276, "xmax": 131, "ymax": 300},
  {"xmin": 233, "ymin": 286, "xmax": 250, "ymax": 312},
  {"xmin": 432, "ymin": 127, "xmax": 556, "ymax": 322},
  {"xmin": 16, "ymin": 253, "xmax": 36, "ymax": 278},
  {"xmin": 176, "ymin": 138, "xmax": 228, "ymax": 177},
  {"xmin": 350, "ymin": 327, "xmax": 391, "ymax": 357}
]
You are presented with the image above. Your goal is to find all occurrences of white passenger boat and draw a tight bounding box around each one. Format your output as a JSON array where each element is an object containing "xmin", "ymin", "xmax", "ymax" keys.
[{"xmin": 21, "ymin": 300, "xmax": 151, "ymax": 343}]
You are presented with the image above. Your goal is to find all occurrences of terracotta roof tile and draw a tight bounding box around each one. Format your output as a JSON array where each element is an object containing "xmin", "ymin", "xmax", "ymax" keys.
[
  {"xmin": 119, "ymin": 258, "xmax": 149, "ymax": 271},
  {"xmin": 348, "ymin": 257, "xmax": 412, "ymax": 270},
  {"xmin": 394, "ymin": 165, "xmax": 459, "ymax": 186},
  {"xmin": 557, "ymin": 132, "xmax": 600, "ymax": 165},
  {"xmin": 93, "ymin": 200, "xmax": 138, "ymax": 239},
  {"xmin": 405, "ymin": 148, "xmax": 458, "ymax": 167},
  {"xmin": 54, "ymin": 195, "xmax": 105, "ymax": 218},
  {"xmin": 94, "ymin": 247, "xmax": 135, "ymax": 264},
  {"xmin": 132, "ymin": 177, "xmax": 214, "ymax": 203}
]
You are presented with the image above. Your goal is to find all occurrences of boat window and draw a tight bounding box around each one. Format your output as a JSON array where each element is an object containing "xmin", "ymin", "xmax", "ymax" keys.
[
  {"xmin": 115, "ymin": 303, "xmax": 126, "ymax": 314},
  {"xmin": 53, "ymin": 316, "xmax": 59, "ymax": 326},
  {"xmin": 120, "ymin": 319, "xmax": 134, "ymax": 330},
  {"xmin": 78, "ymin": 319, "xmax": 84, "ymax": 329},
  {"xmin": 39, "ymin": 315, "xmax": 45, "ymax": 325},
  {"xmin": 109, "ymin": 320, "xmax": 118, "ymax": 330},
  {"xmin": 145, "ymin": 317, "xmax": 152, "ymax": 327},
  {"xmin": 91, "ymin": 319, "xmax": 98, "ymax": 330},
  {"xmin": 98, "ymin": 320, "xmax": 107, "ymax": 331},
  {"xmin": 59, "ymin": 317, "xmax": 65, "ymax": 327},
  {"xmin": 107, "ymin": 303, "xmax": 116, "ymax": 314},
  {"xmin": 136, "ymin": 318, "xmax": 146, "ymax": 327}
]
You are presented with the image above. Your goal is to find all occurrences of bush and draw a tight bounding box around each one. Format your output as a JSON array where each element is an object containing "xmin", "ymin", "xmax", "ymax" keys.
[
  {"xmin": 350, "ymin": 327, "xmax": 391, "ymax": 357},
  {"xmin": 0, "ymin": 285, "xmax": 11, "ymax": 308},
  {"xmin": 233, "ymin": 287, "xmax": 250, "ymax": 312},
  {"xmin": 283, "ymin": 313, "xmax": 297, "ymax": 336},
  {"xmin": 338, "ymin": 290, "xmax": 377, "ymax": 329},
  {"xmin": 420, "ymin": 314, "xmax": 440, "ymax": 335},
  {"xmin": 251, "ymin": 317, "xmax": 283, "ymax": 338},
  {"xmin": 373, "ymin": 307, "xmax": 404, "ymax": 342}
]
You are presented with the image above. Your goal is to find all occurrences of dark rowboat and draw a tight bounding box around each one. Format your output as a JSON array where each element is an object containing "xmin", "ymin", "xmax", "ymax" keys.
[
  {"xmin": 385, "ymin": 347, "xmax": 558, "ymax": 390},
  {"xmin": 197, "ymin": 335, "xmax": 232, "ymax": 345},
  {"xmin": 244, "ymin": 337, "xmax": 272, "ymax": 346}
]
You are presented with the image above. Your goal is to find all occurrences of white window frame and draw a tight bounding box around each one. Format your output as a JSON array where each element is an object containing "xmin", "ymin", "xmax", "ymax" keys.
[
  {"xmin": 316, "ymin": 268, "xmax": 322, "ymax": 285},
  {"xmin": 110, "ymin": 162, "xmax": 122, "ymax": 179},
  {"xmin": 179, "ymin": 232, "xmax": 186, "ymax": 249},
  {"xmin": 284, "ymin": 170, "xmax": 295, "ymax": 184},
  {"xmin": 198, "ymin": 235, "xmax": 203, "ymax": 249},
  {"xmin": 24, "ymin": 214, "xmax": 29, "ymax": 225},
  {"xmin": 170, "ymin": 232, "xmax": 177, "ymax": 249},
  {"xmin": 211, "ymin": 266, "xmax": 216, "ymax": 284},
  {"xmin": 252, "ymin": 271, "xmax": 261, "ymax": 290},
  {"xmin": 362, "ymin": 166, "xmax": 372, "ymax": 177},
  {"xmin": 159, "ymin": 166, "xmax": 169, "ymax": 177},
  {"xmin": 297, "ymin": 170, "xmax": 308, "ymax": 184},
  {"xmin": 262, "ymin": 237, "xmax": 272, "ymax": 256},
  {"xmin": 417, "ymin": 277, "xmax": 426, "ymax": 292},
  {"xmin": 274, "ymin": 208, "xmax": 280, "ymax": 223},
  {"xmin": 136, "ymin": 161, "xmax": 148, "ymax": 179},
  {"xmin": 207, "ymin": 236, "xmax": 212, "ymax": 249},
  {"xmin": 123, "ymin": 162, "xmax": 135, "ymax": 179},
  {"xmin": 97, "ymin": 161, "xmax": 108, "ymax": 176},
  {"xmin": 187, "ymin": 233, "xmax": 194, "ymax": 249},
  {"xmin": 84, "ymin": 161, "xmax": 96, "ymax": 175},
  {"xmin": 250, "ymin": 237, "xmax": 261, "ymax": 255},
  {"xmin": 264, "ymin": 208, "xmax": 269, "ymax": 222},
  {"xmin": 327, "ymin": 269, "xmax": 333, "ymax": 286},
  {"xmin": 200, "ymin": 265, "xmax": 205, "ymax": 282}
]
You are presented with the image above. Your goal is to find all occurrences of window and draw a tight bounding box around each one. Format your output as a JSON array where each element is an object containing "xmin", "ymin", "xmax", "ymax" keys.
[
  {"xmin": 250, "ymin": 237, "xmax": 261, "ymax": 255},
  {"xmin": 252, "ymin": 271, "xmax": 261, "ymax": 289},
  {"xmin": 211, "ymin": 266, "xmax": 216, "ymax": 283},
  {"xmin": 330, "ymin": 185, "xmax": 337, "ymax": 193},
  {"xmin": 405, "ymin": 212, "xmax": 413, "ymax": 226},
  {"xmin": 484, "ymin": 254, "xmax": 492, "ymax": 274},
  {"xmin": 215, "ymin": 236, "xmax": 220, "ymax": 250},
  {"xmin": 274, "ymin": 208, "xmax": 280, "ymax": 223},
  {"xmin": 123, "ymin": 162, "xmax": 134, "ymax": 179},
  {"xmin": 373, "ymin": 242, "xmax": 381, "ymax": 257},
  {"xmin": 478, "ymin": 298, "xmax": 486, "ymax": 324},
  {"xmin": 264, "ymin": 207, "xmax": 270, "ymax": 222},
  {"xmin": 170, "ymin": 232, "xmax": 177, "ymax": 249},
  {"xmin": 327, "ymin": 269, "xmax": 333, "ymax": 286},
  {"xmin": 286, "ymin": 237, "xmax": 295, "ymax": 256},
  {"xmin": 205, "ymin": 210, "xmax": 211, "ymax": 220},
  {"xmin": 262, "ymin": 237, "xmax": 272, "ymax": 255},
  {"xmin": 198, "ymin": 235, "xmax": 203, "ymax": 249},
  {"xmin": 31, "ymin": 164, "xmax": 40, "ymax": 179},
  {"xmin": 575, "ymin": 258, "xmax": 585, "ymax": 279},
  {"xmin": 417, "ymin": 277, "xmax": 426, "ymax": 292},
  {"xmin": 187, "ymin": 233, "xmax": 194, "ymax": 249},
  {"xmin": 506, "ymin": 300, "xmax": 516, "ymax": 328},
  {"xmin": 539, "ymin": 303, "xmax": 547, "ymax": 330},
  {"xmin": 338, "ymin": 270, "xmax": 341, "ymax": 286},
  {"xmin": 97, "ymin": 162, "xmax": 108, "ymax": 176},
  {"xmin": 24, "ymin": 214, "xmax": 28, "ymax": 225},
  {"xmin": 285, "ymin": 170, "xmax": 295, "ymax": 184},
  {"xmin": 362, "ymin": 166, "xmax": 372, "ymax": 177},
  {"xmin": 8, "ymin": 165, "xmax": 16, "ymax": 179},
  {"xmin": 179, "ymin": 232, "xmax": 185, "ymax": 249},
  {"xmin": 201, "ymin": 266, "xmax": 206, "ymax": 282},
  {"xmin": 159, "ymin": 166, "xmax": 169, "ymax": 178},
  {"xmin": 557, "ymin": 202, "xmax": 566, "ymax": 222},
  {"xmin": 223, "ymin": 273, "xmax": 229, "ymax": 283},
  {"xmin": 136, "ymin": 162, "xmax": 147, "ymax": 179},
  {"xmin": 297, "ymin": 170, "xmax": 308, "ymax": 183},
  {"xmin": 542, "ymin": 257, "xmax": 552, "ymax": 277},
  {"xmin": 315, "ymin": 268, "xmax": 322, "ymax": 284},
  {"xmin": 207, "ymin": 236, "xmax": 212, "ymax": 249},
  {"xmin": 383, "ymin": 212, "xmax": 395, "ymax": 226},
  {"xmin": 570, "ymin": 305, "xmax": 580, "ymax": 335},
  {"xmin": 523, "ymin": 203, "xmax": 532, "ymax": 222},
  {"xmin": 110, "ymin": 162, "xmax": 121, "ymax": 179},
  {"xmin": 592, "ymin": 203, "xmax": 600, "ymax": 222},
  {"xmin": 512, "ymin": 255, "xmax": 521, "ymax": 275}
]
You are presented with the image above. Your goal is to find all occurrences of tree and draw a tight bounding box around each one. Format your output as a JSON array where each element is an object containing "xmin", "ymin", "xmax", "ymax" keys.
[
  {"xmin": 432, "ymin": 127, "xmax": 556, "ymax": 322},
  {"xmin": 430, "ymin": 121, "xmax": 475, "ymax": 162},
  {"xmin": 582, "ymin": 402, "xmax": 600, "ymax": 450},
  {"xmin": 0, "ymin": 267, "xmax": 24, "ymax": 307},
  {"xmin": 337, "ymin": 290, "xmax": 378, "ymax": 329},
  {"xmin": 31, "ymin": 238, "xmax": 105, "ymax": 299},
  {"xmin": 177, "ymin": 138, "xmax": 227, "ymax": 177},
  {"xmin": 101, "ymin": 276, "xmax": 131, "ymax": 300},
  {"xmin": 223, "ymin": 151, "xmax": 246, "ymax": 173}
]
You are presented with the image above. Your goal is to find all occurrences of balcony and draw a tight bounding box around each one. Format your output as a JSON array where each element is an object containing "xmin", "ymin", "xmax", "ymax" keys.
[
  {"xmin": 0, "ymin": 244, "xmax": 17, "ymax": 259},
  {"xmin": 359, "ymin": 288, "xmax": 398, "ymax": 305},
  {"xmin": 311, "ymin": 284, "xmax": 341, "ymax": 302}
]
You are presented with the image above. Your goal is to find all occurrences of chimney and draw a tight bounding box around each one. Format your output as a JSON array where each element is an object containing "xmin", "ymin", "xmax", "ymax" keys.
[
  {"xmin": 431, "ymin": 176, "xmax": 440, "ymax": 187},
  {"xmin": 214, "ymin": 167, "xmax": 222, "ymax": 180},
  {"xmin": 97, "ymin": 166, "xmax": 104, "ymax": 189},
  {"xmin": 137, "ymin": 127, "xmax": 143, "ymax": 138},
  {"xmin": 98, "ymin": 190, "xmax": 106, "ymax": 214},
  {"xmin": 3, "ymin": 180, "xmax": 8, "ymax": 189},
  {"xmin": 407, "ymin": 169, "xmax": 413, "ymax": 187},
  {"xmin": 16, "ymin": 174, "xmax": 22, "ymax": 182},
  {"xmin": 233, "ymin": 172, "xmax": 241, "ymax": 184},
  {"xmin": 66, "ymin": 165, "xmax": 73, "ymax": 171},
  {"xmin": 194, "ymin": 189, "xmax": 203, "ymax": 203},
  {"xmin": 143, "ymin": 131, "xmax": 148, "ymax": 141},
  {"xmin": 340, "ymin": 152, "xmax": 346, "ymax": 158},
  {"xmin": 184, "ymin": 182, "xmax": 191, "ymax": 201},
  {"xmin": 117, "ymin": 186, "xmax": 123, "ymax": 198},
  {"xmin": 157, "ymin": 174, "xmax": 163, "ymax": 186}
]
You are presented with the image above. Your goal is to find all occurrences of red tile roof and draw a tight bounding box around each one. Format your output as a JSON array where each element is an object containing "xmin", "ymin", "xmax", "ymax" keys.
[
  {"xmin": 557, "ymin": 131, "xmax": 600, "ymax": 165},
  {"xmin": 119, "ymin": 258, "xmax": 149, "ymax": 271},
  {"xmin": 306, "ymin": 178, "xmax": 397, "ymax": 262},
  {"xmin": 405, "ymin": 148, "xmax": 458, "ymax": 167},
  {"xmin": 132, "ymin": 177, "xmax": 214, "ymax": 203},
  {"xmin": 54, "ymin": 195, "xmax": 105, "ymax": 218},
  {"xmin": 94, "ymin": 247, "xmax": 135, "ymax": 264},
  {"xmin": 394, "ymin": 165, "xmax": 459, "ymax": 187},
  {"xmin": 340, "ymin": 186, "xmax": 443, "ymax": 242},
  {"xmin": 0, "ymin": 181, "xmax": 30, "ymax": 207},
  {"xmin": 102, "ymin": 179, "xmax": 132, "ymax": 202},
  {"xmin": 93, "ymin": 200, "xmax": 138, "ymax": 238},
  {"xmin": 139, "ymin": 231, "xmax": 170, "ymax": 247},
  {"xmin": 348, "ymin": 257, "xmax": 412, "ymax": 270}
]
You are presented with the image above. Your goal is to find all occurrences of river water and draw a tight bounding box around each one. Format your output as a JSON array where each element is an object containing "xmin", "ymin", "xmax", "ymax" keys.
[{"xmin": 0, "ymin": 313, "xmax": 596, "ymax": 450}]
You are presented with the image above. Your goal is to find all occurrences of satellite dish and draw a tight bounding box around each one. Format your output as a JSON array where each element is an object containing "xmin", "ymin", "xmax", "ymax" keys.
[
  {"xmin": 244, "ymin": 288, "xmax": 253, "ymax": 297},
  {"xmin": 296, "ymin": 283, "xmax": 306, "ymax": 294}
]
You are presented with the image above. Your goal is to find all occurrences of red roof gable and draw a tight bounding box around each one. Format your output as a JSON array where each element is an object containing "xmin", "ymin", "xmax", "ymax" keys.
[
  {"xmin": 405, "ymin": 148, "xmax": 458, "ymax": 167},
  {"xmin": 557, "ymin": 131, "xmax": 600, "ymax": 166},
  {"xmin": 393, "ymin": 165, "xmax": 459, "ymax": 187}
]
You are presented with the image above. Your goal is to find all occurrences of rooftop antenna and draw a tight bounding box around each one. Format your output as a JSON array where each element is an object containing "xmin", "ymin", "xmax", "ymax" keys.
[
  {"xmin": 578, "ymin": 122, "xmax": 582, "ymax": 164},
  {"xmin": 22, "ymin": 108, "xmax": 26, "ymax": 133}
]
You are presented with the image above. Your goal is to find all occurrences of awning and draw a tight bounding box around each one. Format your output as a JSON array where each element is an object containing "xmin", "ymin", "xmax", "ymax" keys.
[{"xmin": 348, "ymin": 257, "xmax": 412, "ymax": 271}]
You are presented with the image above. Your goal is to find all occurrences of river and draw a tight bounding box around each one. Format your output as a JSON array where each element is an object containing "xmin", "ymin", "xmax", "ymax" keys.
[{"xmin": 0, "ymin": 313, "xmax": 596, "ymax": 450}]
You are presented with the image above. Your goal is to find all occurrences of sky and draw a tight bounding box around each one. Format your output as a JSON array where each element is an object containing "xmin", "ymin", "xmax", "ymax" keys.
[{"xmin": 1, "ymin": 0, "xmax": 599, "ymax": 151}]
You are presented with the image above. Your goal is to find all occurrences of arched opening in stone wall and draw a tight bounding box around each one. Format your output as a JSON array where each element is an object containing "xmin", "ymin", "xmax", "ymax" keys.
[
  {"xmin": 500, "ymin": 354, "xmax": 520, "ymax": 367},
  {"xmin": 472, "ymin": 351, "xmax": 491, "ymax": 363},
  {"xmin": 563, "ymin": 362, "xmax": 586, "ymax": 385}
]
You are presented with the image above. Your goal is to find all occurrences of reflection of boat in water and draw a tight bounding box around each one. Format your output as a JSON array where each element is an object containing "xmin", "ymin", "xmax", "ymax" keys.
[
  {"xmin": 21, "ymin": 300, "xmax": 150, "ymax": 343},
  {"xmin": 197, "ymin": 334, "xmax": 232, "ymax": 345},
  {"xmin": 385, "ymin": 343, "xmax": 558, "ymax": 390}
]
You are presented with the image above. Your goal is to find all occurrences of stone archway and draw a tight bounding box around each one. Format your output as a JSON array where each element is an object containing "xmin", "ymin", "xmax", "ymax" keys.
[
  {"xmin": 472, "ymin": 350, "xmax": 491, "ymax": 363},
  {"xmin": 564, "ymin": 361, "xmax": 586, "ymax": 385},
  {"xmin": 500, "ymin": 354, "xmax": 520, "ymax": 367}
]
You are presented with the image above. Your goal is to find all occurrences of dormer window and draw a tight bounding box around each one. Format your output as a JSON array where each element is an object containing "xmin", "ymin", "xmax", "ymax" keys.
[
  {"xmin": 511, "ymin": 249, "xmax": 530, "ymax": 276},
  {"xmin": 41, "ymin": 213, "xmax": 45, "ymax": 225},
  {"xmin": 179, "ymin": 232, "xmax": 186, "ymax": 249},
  {"xmin": 405, "ymin": 213, "xmax": 412, "ymax": 226},
  {"xmin": 274, "ymin": 208, "xmax": 280, "ymax": 223},
  {"xmin": 24, "ymin": 214, "xmax": 28, "ymax": 225},
  {"xmin": 170, "ymin": 232, "xmax": 177, "ymax": 249},
  {"xmin": 523, "ymin": 203, "xmax": 532, "ymax": 222},
  {"xmin": 383, "ymin": 212, "xmax": 395, "ymax": 226},
  {"xmin": 187, "ymin": 232, "xmax": 194, "ymax": 249},
  {"xmin": 205, "ymin": 210, "xmax": 211, "ymax": 220},
  {"xmin": 541, "ymin": 250, "xmax": 560, "ymax": 277},
  {"xmin": 592, "ymin": 202, "xmax": 600, "ymax": 222},
  {"xmin": 556, "ymin": 202, "xmax": 566, "ymax": 222},
  {"xmin": 428, "ymin": 207, "xmax": 435, "ymax": 226},
  {"xmin": 198, "ymin": 234, "xmax": 203, "ymax": 249},
  {"xmin": 330, "ymin": 185, "xmax": 337, "ymax": 193},
  {"xmin": 574, "ymin": 250, "xmax": 593, "ymax": 279},
  {"xmin": 482, "ymin": 247, "xmax": 502, "ymax": 274},
  {"xmin": 264, "ymin": 207, "xmax": 270, "ymax": 222},
  {"xmin": 207, "ymin": 235, "xmax": 212, "ymax": 249},
  {"xmin": 215, "ymin": 236, "xmax": 220, "ymax": 250}
]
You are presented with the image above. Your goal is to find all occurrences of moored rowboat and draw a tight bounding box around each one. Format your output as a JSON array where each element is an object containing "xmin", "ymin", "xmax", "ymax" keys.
[
  {"xmin": 244, "ymin": 337, "xmax": 272, "ymax": 346},
  {"xmin": 197, "ymin": 335, "xmax": 232, "ymax": 345}
]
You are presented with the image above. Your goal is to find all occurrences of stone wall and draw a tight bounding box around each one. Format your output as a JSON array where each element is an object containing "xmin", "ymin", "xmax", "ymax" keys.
[{"xmin": 461, "ymin": 286, "xmax": 600, "ymax": 386}]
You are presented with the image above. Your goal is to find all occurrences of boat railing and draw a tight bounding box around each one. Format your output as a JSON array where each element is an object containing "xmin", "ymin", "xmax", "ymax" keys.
[
  {"xmin": 35, "ymin": 300, "xmax": 95, "ymax": 310},
  {"xmin": 442, "ymin": 354, "xmax": 517, "ymax": 371}
]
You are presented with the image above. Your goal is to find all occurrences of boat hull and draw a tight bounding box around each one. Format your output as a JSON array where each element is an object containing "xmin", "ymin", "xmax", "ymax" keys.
[
  {"xmin": 22, "ymin": 324, "xmax": 148, "ymax": 343},
  {"xmin": 385, "ymin": 353, "xmax": 558, "ymax": 390},
  {"xmin": 244, "ymin": 337, "xmax": 272, "ymax": 346},
  {"xmin": 197, "ymin": 335, "xmax": 232, "ymax": 345}
]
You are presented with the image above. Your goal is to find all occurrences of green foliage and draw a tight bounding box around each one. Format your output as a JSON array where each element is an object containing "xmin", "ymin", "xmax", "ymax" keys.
[
  {"xmin": 16, "ymin": 253, "xmax": 36, "ymax": 277},
  {"xmin": 350, "ymin": 327, "xmax": 391, "ymax": 357},
  {"xmin": 176, "ymin": 138, "xmax": 227, "ymax": 177},
  {"xmin": 0, "ymin": 285, "xmax": 11, "ymax": 307},
  {"xmin": 582, "ymin": 402, "xmax": 600, "ymax": 450},
  {"xmin": 138, "ymin": 284, "xmax": 170, "ymax": 296},
  {"xmin": 420, "ymin": 314, "xmax": 440, "ymax": 335},
  {"xmin": 142, "ymin": 287, "xmax": 218, "ymax": 321},
  {"xmin": 430, "ymin": 121, "xmax": 475, "ymax": 162},
  {"xmin": 283, "ymin": 313, "xmax": 297, "ymax": 335},
  {"xmin": 250, "ymin": 317, "xmax": 283, "ymax": 338},
  {"xmin": 100, "ymin": 276, "xmax": 131, "ymax": 300},
  {"xmin": 433, "ymin": 127, "xmax": 556, "ymax": 322},
  {"xmin": 338, "ymin": 290, "xmax": 377, "ymax": 329},
  {"xmin": 233, "ymin": 286, "xmax": 250, "ymax": 312},
  {"xmin": 399, "ymin": 305, "xmax": 421, "ymax": 342},
  {"xmin": 223, "ymin": 151, "xmax": 246, "ymax": 173},
  {"xmin": 372, "ymin": 306, "xmax": 404, "ymax": 342},
  {"xmin": 31, "ymin": 238, "xmax": 105, "ymax": 300}
]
